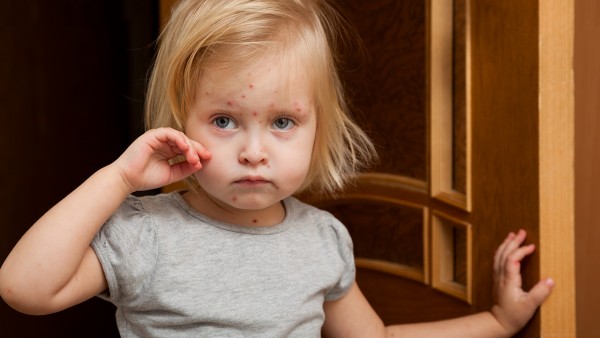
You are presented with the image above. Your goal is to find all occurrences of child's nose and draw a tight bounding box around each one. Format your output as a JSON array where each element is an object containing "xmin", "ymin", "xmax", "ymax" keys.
[{"xmin": 239, "ymin": 135, "xmax": 268, "ymax": 165}]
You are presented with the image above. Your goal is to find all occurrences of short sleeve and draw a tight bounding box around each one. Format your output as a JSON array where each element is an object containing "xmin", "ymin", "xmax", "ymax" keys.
[
  {"xmin": 324, "ymin": 218, "xmax": 356, "ymax": 301},
  {"xmin": 91, "ymin": 195, "xmax": 159, "ymax": 308}
]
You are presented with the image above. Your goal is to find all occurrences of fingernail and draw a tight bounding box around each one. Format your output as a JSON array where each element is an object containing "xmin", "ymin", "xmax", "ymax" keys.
[{"xmin": 545, "ymin": 278, "xmax": 555, "ymax": 287}]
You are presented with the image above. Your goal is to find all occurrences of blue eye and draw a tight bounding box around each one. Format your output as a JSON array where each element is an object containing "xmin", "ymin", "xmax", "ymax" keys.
[
  {"xmin": 272, "ymin": 117, "xmax": 295, "ymax": 130},
  {"xmin": 213, "ymin": 116, "xmax": 237, "ymax": 129}
]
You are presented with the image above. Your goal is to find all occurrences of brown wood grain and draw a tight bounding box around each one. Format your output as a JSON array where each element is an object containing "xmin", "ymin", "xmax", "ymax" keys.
[
  {"xmin": 574, "ymin": 0, "xmax": 600, "ymax": 337},
  {"xmin": 318, "ymin": 199, "xmax": 425, "ymax": 271},
  {"xmin": 339, "ymin": 0, "xmax": 427, "ymax": 181},
  {"xmin": 356, "ymin": 268, "xmax": 473, "ymax": 325}
]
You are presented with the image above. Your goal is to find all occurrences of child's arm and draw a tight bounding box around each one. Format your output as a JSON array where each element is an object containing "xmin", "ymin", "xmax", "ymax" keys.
[
  {"xmin": 322, "ymin": 230, "xmax": 554, "ymax": 338},
  {"xmin": 0, "ymin": 128, "xmax": 210, "ymax": 315}
]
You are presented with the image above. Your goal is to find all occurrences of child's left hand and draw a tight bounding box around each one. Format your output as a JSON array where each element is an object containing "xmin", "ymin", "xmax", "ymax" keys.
[{"xmin": 491, "ymin": 230, "xmax": 554, "ymax": 336}]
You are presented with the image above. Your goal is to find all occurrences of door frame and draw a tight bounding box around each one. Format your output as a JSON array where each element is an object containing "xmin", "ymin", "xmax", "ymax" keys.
[{"xmin": 470, "ymin": 1, "xmax": 575, "ymax": 337}]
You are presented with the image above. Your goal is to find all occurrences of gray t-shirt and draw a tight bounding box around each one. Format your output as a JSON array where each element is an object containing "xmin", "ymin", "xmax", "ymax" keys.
[{"xmin": 91, "ymin": 192, "xmax": 355, "ymax": 337}]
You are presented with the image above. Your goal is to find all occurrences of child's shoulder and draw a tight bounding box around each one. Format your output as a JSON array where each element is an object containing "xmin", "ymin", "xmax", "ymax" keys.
[
  {"xmin": 123, "ymin": 191, "xmax": 183, "ymax": 210},
  {"xmin": 286, "ymin": 197, "xmax": 350, "ymax": 235},
  {"xmin": 286, "ymin": 196, "xmax": 336, "ymax": 220},
  {"xmin": 110, "ymin": 191, "xmax": 186, "ymax": 225}
]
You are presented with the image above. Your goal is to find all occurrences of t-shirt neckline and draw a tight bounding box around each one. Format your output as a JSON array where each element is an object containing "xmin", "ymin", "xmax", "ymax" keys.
[{"xmin": 170, "ymin": 191, "xmax": 295, "ymax": 235}]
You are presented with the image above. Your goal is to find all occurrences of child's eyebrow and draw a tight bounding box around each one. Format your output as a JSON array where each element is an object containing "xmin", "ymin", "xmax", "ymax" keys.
[{"xmin": 269, "ymin": 102, "xmax": 313, "ymax": 119}]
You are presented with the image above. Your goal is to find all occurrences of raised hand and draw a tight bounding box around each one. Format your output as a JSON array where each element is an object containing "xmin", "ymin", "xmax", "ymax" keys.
[
  {"xmin": 491, "ymin": 230, "xmax": 554, "ymax": 336},
  {"xmin": 113, "ymin": 127, "xmax": 211, "ymax": 192}
]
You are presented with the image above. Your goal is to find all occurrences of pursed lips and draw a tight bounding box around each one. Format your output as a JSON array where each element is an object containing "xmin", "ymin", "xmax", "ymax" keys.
[{"xmin": 234, "ymin": 176, "xmax": 271, "ymax": 186}]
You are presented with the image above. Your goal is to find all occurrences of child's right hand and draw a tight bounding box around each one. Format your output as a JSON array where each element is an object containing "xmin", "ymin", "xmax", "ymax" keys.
[
  {"xmin": 0, "ymin": 127, "xmax": 209, "ymax": 315},
  {"xmin": 113, "ymin": 127, "xmax": 211, "ymax": 192}
]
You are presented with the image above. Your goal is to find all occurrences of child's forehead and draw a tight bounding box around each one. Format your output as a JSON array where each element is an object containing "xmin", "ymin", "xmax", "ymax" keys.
[
  {"xmin": 200, "ymin": 46, "xmax": 315, "ymax": 90},
  {"xmin": 207, "ymin": 40, "xmax": 305, "ymax": 69}
]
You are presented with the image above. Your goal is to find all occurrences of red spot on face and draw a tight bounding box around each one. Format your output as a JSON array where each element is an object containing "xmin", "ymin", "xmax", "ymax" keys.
[
  {"xmin": 241, "ymin": 95, "xmax": 246, "ymax": 99},
  {"xmin": 252, "ymin": 111, "xmax": 257, "ymax": 117},
  {"xmin": 249, "ymin": 84, "xmax": 254, "ymax": 89},
  {"xmin": 227, "ymin": 100, "xmax": 233, "ymax": 107},
  {"xmin": 252, "ymin": 219, "xmax": 257, "ymax": 223},
  {"xmin": 232, "ymin": 196, "xmax": 238, "ymax": 202}
]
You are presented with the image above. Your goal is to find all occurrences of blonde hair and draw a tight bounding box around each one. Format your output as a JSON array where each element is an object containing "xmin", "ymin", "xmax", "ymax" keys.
[{"xmin": 146, "ymin": 0, "xmax": 377, "ymax": 195}]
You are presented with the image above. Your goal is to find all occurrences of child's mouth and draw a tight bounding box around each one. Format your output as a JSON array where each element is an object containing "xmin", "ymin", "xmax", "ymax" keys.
[{"xmin": 234, "ymin": 176, "xmax": 270, "ymax": 187}]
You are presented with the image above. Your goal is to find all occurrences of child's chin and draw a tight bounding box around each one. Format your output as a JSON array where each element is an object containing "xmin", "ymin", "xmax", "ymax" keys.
[{"xmin": 227, "ymin": 196, "xmax": 278, "ymax": 210}]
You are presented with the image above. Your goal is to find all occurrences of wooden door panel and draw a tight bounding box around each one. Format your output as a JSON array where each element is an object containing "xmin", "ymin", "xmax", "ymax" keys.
[
  {"xmin": 309, "ymin": 0, "xmax": 479, "ymax": 323},
  {"xmin": 313, "ymin": 2, "xmax": 575, "ymax": 337},
  {"xmin": 340, "ymin": 0, "xmax": 427, "ymax": 181},
  {"xmin": 310, "ymin": 195, "xmax": 427, "ymax": 283}
]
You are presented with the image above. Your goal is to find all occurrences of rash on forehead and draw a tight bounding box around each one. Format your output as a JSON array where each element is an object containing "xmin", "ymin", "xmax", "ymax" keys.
[{"xmin": 193, "ymin": 45, "xmax": 315, "ymax": 118}]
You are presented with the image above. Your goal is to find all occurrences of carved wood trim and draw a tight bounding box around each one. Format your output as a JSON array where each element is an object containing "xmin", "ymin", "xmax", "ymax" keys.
[
  {"xmin": 309, "ymin": 194, "xmax": 429, "ymax": 284},
  {"xmin": 356, "ymin": 258, "xmax": 425, "ymax": 284},
  {"xmin": 431, "ymin": 210, "xmax": 472, "ymax": 304},
  {"xmin": 358, "ymin": 173, "xmax": 427, "ymax": 194},
  {"xmin": 428, "ymin": 0, "xmax": 472, "ymax": 211}
]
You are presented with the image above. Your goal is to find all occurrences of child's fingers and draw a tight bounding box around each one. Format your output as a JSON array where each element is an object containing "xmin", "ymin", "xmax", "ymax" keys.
[
  {"xmin": 190, "ymin": 139, "xmax": 212, "ymax": 160},
  {"xmin": 494, "ymin": 230, "xmax": 525, "ymax": 273},
  {"xmin": 170, "ymin": 130, "xmax": 193, "ymax": 153},
  {"xmin": 154, "ymin": 128, "xmax": 210, "ymax": 165},
  {"xmin": 508, "ymin": 243, "xmax": 536, "ymax": 265},
  {"xmin": 179, "ymin": 138, "xmax": 211, "ymax": 168},
  {"xmin": 494, "ymin": 230, "xmax": 534, "ymax": 284},
  {"xmin": 170, "ymin": 158, "xmax": 204, "ymax": 180},
  {"xmin": 153, "ymin": 128, "xmax": 190, "ymax": 153},
  {"xmin": 510, "ymin": 229, "xmax": 528, "ymax": 248},
  {"xmin": 503, "ymin": 244, "xmax": 536, "ymax": 286},
  {"xmin": 494, "ymin": 232, "xmax": 516, "ymax": 272},
  {"xmin": 499, "ymin": 230, "xmax": 527, "ymax": 262}
]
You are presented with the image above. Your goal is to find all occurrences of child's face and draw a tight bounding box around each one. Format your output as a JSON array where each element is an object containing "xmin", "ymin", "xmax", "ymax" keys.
[{"xmin": 185, "ymin": 51, "xmax": 316, "ymax": 217}]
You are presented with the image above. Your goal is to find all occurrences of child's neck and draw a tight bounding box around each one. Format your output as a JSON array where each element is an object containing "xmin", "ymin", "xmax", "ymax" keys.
[{"xmin": 182, "ymin": 190, "xmax": 286, "ymax": 228}]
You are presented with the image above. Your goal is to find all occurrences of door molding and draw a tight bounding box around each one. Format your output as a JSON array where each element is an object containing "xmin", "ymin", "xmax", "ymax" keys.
[
  {"xmin": 539, "ymin": 1, "xmax": 576, "ymax": 336},
  {"xmin": 470, "ymin": 1, "xmax": 575, "ymax": 336}
]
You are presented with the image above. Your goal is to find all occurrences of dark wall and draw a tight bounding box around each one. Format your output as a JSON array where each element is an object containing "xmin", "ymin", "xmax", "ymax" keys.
[{"xmin": 0, "ymin": 1, "xmax": 158, "ymax": 336}]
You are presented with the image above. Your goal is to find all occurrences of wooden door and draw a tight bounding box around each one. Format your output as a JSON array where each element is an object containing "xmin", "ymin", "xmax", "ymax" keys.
[
  {"xmin": 157, "ymin": 0, "xmax": 585, "ymax": 336},
  {"xmin": 302, "ymin": 1, "xmax": 577, "ymax": 337}
]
